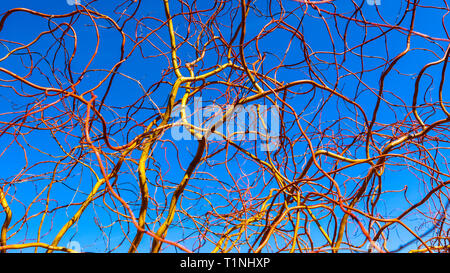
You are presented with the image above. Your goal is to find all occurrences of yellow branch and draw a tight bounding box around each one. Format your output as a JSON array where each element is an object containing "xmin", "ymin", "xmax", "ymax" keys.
[
  {"xmin": 151, "ymin": 138, "xmax": 206, "ymax": 252},
  {"xmin": 1, "ymin": 242, "xmax": 78, "ymax": 253},
  {"xmin": 0, "ymin": 186, "xmax": 12, "ymax": 253}
]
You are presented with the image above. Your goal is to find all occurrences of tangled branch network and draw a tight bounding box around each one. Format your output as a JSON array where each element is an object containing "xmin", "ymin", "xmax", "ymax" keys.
[{"xmin": 0, "ymin": 0, "xmax": 449, "ymax": 253}]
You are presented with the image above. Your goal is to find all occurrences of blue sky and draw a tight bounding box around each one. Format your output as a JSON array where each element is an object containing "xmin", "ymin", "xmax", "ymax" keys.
[{"xmin": 0, "ymin": 0, "xmax": 449, "ymax": 253}]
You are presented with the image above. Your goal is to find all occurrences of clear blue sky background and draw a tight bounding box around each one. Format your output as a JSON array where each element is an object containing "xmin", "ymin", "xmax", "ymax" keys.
[{"xmin": 0, "ymin": 0, "xmax": 449, "ymax": 253}]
